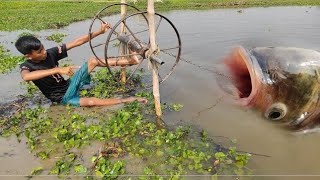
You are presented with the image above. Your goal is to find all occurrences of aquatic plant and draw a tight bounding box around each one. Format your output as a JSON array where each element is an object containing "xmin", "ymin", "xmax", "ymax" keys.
[
  {"xmin": 20, "ymin": 81, "xmax": 39, "ymax": 97},
  {"xmin": 80, "ymin": 68, "xmax": 142, "ymax": 99},
  {"xmin": 0, "ymin": 66, "xmax": 251, "ymax": 178},
  {"xmin": 0, "ymin": 45, "xmax": 24, "ymax": 74},
  {"xmin": 47, "ymin": 33, "xmax": 66, "ymax": 43},
  {"xmin": 18, "ymin": 31, "xmax": 35, "ymax": 38},
  {"xmin": 1, "ymin": 96, "xmax": 251, "ymax": 178}
]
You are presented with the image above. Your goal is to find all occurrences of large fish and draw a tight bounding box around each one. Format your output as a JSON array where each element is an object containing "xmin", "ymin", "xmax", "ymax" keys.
[{"xmin": 221, "ymin": 46, "xmax": 320, "ymax": 130}]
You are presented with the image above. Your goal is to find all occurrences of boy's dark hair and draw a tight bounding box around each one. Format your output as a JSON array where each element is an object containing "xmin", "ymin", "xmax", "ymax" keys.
[{"xmin": 15, "ymin": 36, "xmax": 41, "ymax": 55}]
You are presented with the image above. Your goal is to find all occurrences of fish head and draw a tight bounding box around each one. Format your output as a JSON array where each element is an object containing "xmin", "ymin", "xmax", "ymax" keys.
[{"xmin": 222, "ymin": 46, "xmax": 320, "ymax": 130}]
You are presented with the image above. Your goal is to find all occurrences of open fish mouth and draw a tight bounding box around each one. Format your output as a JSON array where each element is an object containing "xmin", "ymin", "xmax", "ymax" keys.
[
  {"xmin": 222, "ymin": 47, "xmax": 263, "ymax": 106},
  {"xmin": 220, "ymin": 46, "xmax": 320, "ymax": 130}
]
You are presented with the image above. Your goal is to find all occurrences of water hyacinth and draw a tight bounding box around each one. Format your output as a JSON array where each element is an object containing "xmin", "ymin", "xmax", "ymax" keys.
[{"xmin": 0, "ymin": 45, "xmax": 24, "ymax": 74}]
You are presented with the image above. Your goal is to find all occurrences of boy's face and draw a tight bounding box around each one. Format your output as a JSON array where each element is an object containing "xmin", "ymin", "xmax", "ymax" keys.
[{"xmin": 25, "ymin": 44, "xmax": 47, "ymax": 61}]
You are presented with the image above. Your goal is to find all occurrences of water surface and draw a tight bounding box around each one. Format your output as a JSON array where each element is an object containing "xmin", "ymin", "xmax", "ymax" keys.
[{"xmin": 1, "ymin": 6, "xmax": 320, "ymax": 179}]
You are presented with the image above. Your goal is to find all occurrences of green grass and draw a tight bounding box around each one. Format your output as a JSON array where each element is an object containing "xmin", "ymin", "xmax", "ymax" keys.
[
  {"xmin": 0, "ymin": 0, "xmax": 319, "ymax": 31},
  {"xmin": 0, "ymin": 1, "xmax": 106, "ymax": 31}
]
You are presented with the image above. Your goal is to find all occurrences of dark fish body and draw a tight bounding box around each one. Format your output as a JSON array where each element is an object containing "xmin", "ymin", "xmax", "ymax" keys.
[{"xmin": 222, "ymin": 46, "xmax": 320, "ymax": 130}]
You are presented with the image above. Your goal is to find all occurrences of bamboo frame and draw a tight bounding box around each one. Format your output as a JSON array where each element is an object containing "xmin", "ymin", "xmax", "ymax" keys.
[
  {"xmin": 120, "ymin": 0, "xmax": 127, "ymax": 83},
  {"xmin": 147, "ymin": 0, "xmax": 162, "ymax": 119}
]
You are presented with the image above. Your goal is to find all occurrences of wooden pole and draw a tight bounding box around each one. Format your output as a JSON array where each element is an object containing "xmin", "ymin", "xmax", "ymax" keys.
[
  {"xmin": 120, "ymin": 0, "xmax": 127, "ymax": 83},
  {"xmin": 147, "ymin": 0, "xmax": 162, "ymax": 119}
]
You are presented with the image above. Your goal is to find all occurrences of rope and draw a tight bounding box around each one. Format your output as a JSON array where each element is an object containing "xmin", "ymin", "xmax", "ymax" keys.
[
  {"xmin": 161, "ymin": 51, "xmax": 233, "ymax": 80},
  {"xmin": 145, "ymin": 45, "xmax": 161, "ymax": 71},
  {"xmin": 158, "ymin": 51, "xmax": 235, "ymax": 113}
]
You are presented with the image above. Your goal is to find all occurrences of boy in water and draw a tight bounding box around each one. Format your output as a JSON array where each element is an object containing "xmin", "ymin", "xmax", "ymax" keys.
[{"xmin": 15, "ymin": 22, "xmax": 147, "ymax": 107}]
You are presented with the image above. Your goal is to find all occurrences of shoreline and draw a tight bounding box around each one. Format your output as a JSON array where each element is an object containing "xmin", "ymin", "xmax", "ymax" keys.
[{"xmin": 0, "ymin": 0, "xmax": 319, "ymax": 31}]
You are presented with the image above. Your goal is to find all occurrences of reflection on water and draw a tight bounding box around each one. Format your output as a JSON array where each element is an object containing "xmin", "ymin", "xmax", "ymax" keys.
[{"xmin": 1, "ymin": 6, "xmax": 320, "ymax": 178}]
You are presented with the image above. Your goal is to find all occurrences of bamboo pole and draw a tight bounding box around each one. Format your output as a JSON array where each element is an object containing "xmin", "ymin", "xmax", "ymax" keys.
[
  {"xmin": 120, "ymin": 0, "xmax": 127, "ymax": 83},
  {"xmin": 147, "ymin": 0, "xmax": 162, "ymax": 119}
]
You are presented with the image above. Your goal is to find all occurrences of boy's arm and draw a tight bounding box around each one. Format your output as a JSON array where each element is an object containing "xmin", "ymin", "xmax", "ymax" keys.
[
  {"xmin": 66, "ymin": 22, "xmax": 111, "ymax": 51},
  {"xmin": 21, "ymin": 66, "xmax": 76, "ymax": 81}
]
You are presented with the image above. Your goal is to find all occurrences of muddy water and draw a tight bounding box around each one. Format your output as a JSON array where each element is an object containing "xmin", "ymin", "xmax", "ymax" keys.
[{"xmin": 1, "ymin": 6, "xmax": 320, "ymax": 179}]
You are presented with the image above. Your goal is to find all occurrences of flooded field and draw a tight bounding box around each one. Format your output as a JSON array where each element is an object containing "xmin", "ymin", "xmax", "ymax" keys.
[{"xmin": 1, "ymin": 6, "xmax": 320, "ymax": 179}]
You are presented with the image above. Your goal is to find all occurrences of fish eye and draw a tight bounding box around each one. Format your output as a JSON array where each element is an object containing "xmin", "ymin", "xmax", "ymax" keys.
[{"xmin": 264, "ymin": 102, "xmax": 287, "ymax": 121}]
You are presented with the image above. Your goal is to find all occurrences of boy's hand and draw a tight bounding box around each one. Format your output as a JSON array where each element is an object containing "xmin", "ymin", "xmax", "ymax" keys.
[
  {"xmin": 100, "ymin": 22, "xmax": 112, "ymax": 34},
  {"xmin": 57, "ymin": 66, "xmax": 80, "ymax": 76}
]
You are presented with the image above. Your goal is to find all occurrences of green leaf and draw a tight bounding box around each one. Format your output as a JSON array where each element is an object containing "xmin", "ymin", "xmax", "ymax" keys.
[
  {"xmin": 170, "ymin": 103, "xmax": 184, "ymax": 111},
  {"xmin": 91, "ymin": 156, "xmax": 97, "ymax": 163},
  {"xmin": 214, "ymin": 152, "xmax": 226, "ymax": 161},
  {"xmin": 156, "ymin": 150, "xmax": 164, "ymax": 156},
  {"xmin": 95, "ymin": 170, "xmax": 104, "ymax": 178},
  {"xmin": 74, "ymin": 164, "xmax": 87, "ymax": 174},
  {"xmin": 31, "ymin": 167, "xmax": 43, "ymax": 175},
  {"xmin": 36, "ymin": 151, "xmax": 49, "ymax": 160}
]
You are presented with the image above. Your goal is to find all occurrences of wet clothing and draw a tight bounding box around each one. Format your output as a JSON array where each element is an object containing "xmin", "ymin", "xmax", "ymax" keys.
[
  {"xmin": 61, "ymin": 62, "xmax": 91, "ymax": 106},
  {"xmin": 20, "ymin": 44, "xmax": 69, "ymax": 102},
  {"xmin": 20, "ymin": 44, "xmax": 91, "ymax": 106}
]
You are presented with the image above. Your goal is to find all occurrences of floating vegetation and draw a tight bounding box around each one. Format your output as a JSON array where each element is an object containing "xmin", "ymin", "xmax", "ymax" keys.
[
  {"xmin": 0, "ymin": 45, "xmax": 24, "ymax": 74},
  {"xmin": 1, "ymin": 98, "xmax": 252, "ymax": 178},
  {"xmin": 169, "ymin": 103, "xmax": 184, "ymax": 112},
  {"xmin": 47, "ymin": 33, "xmax": 67, "ymax": 43},
  {"xmin": 1, "ymin": 69, "xmax": 252, "ymax": 178},
  {"xmin": 20, "ymin": 81, "xmax": 39, "ymax": 97},
  {"xmin": 60, "ymin": 58, "xmax": 73, "ymax": 67},
  {"xmin": 80, "ymin": 68, "xmax": 142, "ymax": 99},
  {"xmin": 30, "ymin": 167, "xmax": 44, "ymax": 176},
  {"xmin": 18, "ymin": 31, "xmax": 35, "ymax": 38}
]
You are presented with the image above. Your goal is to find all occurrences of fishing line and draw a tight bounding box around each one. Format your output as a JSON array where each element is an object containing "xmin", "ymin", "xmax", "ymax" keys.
[
  {"xmin": 161, "ymin": 51, "xmax": 233, "ymax": 80},
  {"xmin": 191, "ymin": 96, "xmax": 224, "ymax": 120},
  {"xmin": 160, "ymin": 51, "xmax": 234, "ymax": 112},
  {"xmin": 120, "ymin": 52, "xmax": 232, "ymax": 114}
]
